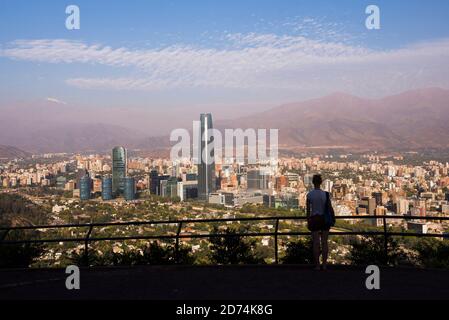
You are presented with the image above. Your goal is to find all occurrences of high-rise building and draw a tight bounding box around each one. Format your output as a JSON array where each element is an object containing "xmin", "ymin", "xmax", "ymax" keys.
[
  {"xmin": 358, "ymin": 197, "xmax": 377, "ymax": 215},
  {"xmin": 323, "ymin": 179, "xmax": 333, "ymax": 193},
  {"xmin": 56, "ymin": 176, "xmax": 67, "ymax": 190},
  {"xmin": 112, "ymin": 146, "xmax": 127, "ymax": 195},
  {"xmin": 79, "ymin": 175, "xmax": 92, "ymax": 201},
  {"xmin": 75, "ymin": 169, "xmax": 88, "ymax": 189},
  {"xmin": 102, "ymin": 176, "xmax": 113, "ymax": 201},
  {"xmin": 247, "ymin": 169, "xmax": 270, "ymax": 191},
  {"xmin": 124, "ymin": 176, "xmax": 136, "ymax": 201},
  {"xmin": 149, "ymin": 169, "xmax": 170, "ymax": 195},
  {"xmin": 372, "ymin": 192, "xmax": 383, "ymax": 206},
  {"xmin": 197, "ymin": 113, "xmax": 216, "ymax": 200},
  {"xmin": 162, "ymin": 177, "xmax": 180, "ymax": 198}
]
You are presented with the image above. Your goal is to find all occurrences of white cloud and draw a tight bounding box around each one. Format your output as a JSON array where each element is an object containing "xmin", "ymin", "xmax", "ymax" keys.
[
  {"xmin": 1, "ymin": 34, "xmax": 449, "ymax": 97},
  {"xmin": 46, "ymin": 97, "xmax": 67, "ymax": 105}
]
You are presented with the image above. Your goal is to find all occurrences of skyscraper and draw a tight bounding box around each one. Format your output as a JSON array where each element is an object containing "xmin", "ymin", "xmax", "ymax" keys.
[
  {"xmin": 79, "ymin": 175, "xmax": 92, "ymax": 201},
  {"xmin": 197, "ymin": 113, "xmax": 216, "ymax": 200},
  {"xmin": 112, "ymin": 146, "xmax": 127, "ymax": 196},
  {"xmin": 247, "ymin": 169, "xmax": 270, "ymax": 191},
  {"xmin": 149, "ymin": 169, "xmax": 170, "ymax": 195},
  {"xmin": 102, "ymin": 176, "xmax": 113, "ymax": 201},
  {"xmin": 123, "ymin": 176, "xmax": 136, "ymax": 201}
]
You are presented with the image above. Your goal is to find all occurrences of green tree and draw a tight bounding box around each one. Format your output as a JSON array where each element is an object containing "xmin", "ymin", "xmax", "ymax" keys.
[
  {"xmin": 0, "ymin": 228, "xmax": 44, "ymax": 268},
  {"xmin": 281, "ymin": 238, "xmax": 313, "ymax": 264},
  {"xmin": 209, "ymin": 227, "xmax": 265, "ymax": 265},
  {"xmin": 414, "ymin": 238, "xmax": 449, "ymax": 268},
  {"xmin": 349, "ymin": 235, "xmax": 408, "ymax": 266}
]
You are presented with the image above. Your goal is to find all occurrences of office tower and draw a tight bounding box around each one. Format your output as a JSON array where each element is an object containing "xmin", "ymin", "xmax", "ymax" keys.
[
  {"xmin": 263, "ymin": 194, "xmax": 276, "ymax": 208},
  {"xmin": 79, "ymin": 175, "xmax": 92, "ymax": 201},
  {"xmin": 124, "ymin": 176, "xmax": 136, "ymax": 201},
  {"xmin": 112, "ymin": 146, "xmax": 127, "ymax": 195},
  {"xmin": 394, "ymin": 198, "xmax": 408, "ymax": 215},
  {"xmin": 358, "ymin": 197, "xmax": 377, "ymax": 215},
  {"xmin": 177, "ymin": 180, "xmax": 198, "ymax": 201},
  {"xmin": 75, "ymin": 169, "xmax": 88, "ymax": 189},
  {"xmin": 247, "ymin": 169, "xmax": 270, "ymax": 191},
  {"xmin": 167, "ymin": 177, "xmax": 180, "ymax": 198},
  {"xmin": 372, "ymin": 192, "xmax": 383, "ymax": 206},
  {"xmin": 149, "ymin": 169, "xmax": 170, "ymax": 195},
  {"xmin": 323, "ymin": 179, "xmax": 333, "ymax": 193},
  {"xmin": 197, "ymin": 113, "xmax": 216, "ymax": 200},
  {"xmin": 56, "ymin": 176, "xmax": 67, "ymax": 190},
  {"xmin": 303, "ymin": 173, "xmax": 314, "ymax": 189},
  {"xmin": 149, "ymin": 169, "xmax": 159, "ymax": 194},
  {"xmin": 102, "ymin": 176, "xmax": 113, "ymax": 201}
]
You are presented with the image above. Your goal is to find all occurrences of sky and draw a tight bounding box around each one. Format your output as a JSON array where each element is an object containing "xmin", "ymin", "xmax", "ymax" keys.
[{"xmin": 1, "ymin": 0, "xmax": 449, "ymax": 133}]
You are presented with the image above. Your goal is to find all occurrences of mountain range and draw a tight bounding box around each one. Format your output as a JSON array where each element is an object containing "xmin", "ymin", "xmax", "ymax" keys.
[
  {"xmin": 0, "ymin": 87, "xmax": 448, "ymax": 154},
  {"xmin": 0, "ymin": 145, "xmax": 31, "ymax": 159},
  {"xmin": 218, "ymin": 87, "xmax": 449, "ymax": 150}
]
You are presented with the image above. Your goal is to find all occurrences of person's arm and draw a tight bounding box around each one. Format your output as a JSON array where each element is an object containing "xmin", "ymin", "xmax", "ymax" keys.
[{"xmin": 306, "ymin": 194, "xmax": 311, "ymax": 218}]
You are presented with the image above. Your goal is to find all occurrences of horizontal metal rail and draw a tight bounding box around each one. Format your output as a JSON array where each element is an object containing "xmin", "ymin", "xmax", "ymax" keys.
[
  {"xmin": 1, "ymin": 215, "xmax": 448, "ymax": 266},
  {"xmin": 1, "ymin": 215, "xmax": 448, "ymax": 231}
]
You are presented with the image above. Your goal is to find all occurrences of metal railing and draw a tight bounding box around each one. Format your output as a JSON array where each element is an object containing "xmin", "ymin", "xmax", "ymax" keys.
[{"xmin": 1, "ymin": 215, "xmax": 448, "ymax": 266}]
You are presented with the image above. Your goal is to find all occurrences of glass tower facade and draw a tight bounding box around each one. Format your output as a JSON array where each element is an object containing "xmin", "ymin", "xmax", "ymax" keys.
[
  {"xmin": 197, "ymin": 113, "xmax": 216, "ymax": 200},
  {"xmin": 80, "ymin": 175, "xmax": 92, "ymax": 201},
  {"xmin": 112, "ymin": 146, "xmax": 127, "ymax": 196},
  {"xmin": 124, "ymin": 176, "xmax": 136, "ymax": 201},
  {"xmin": 102, "ymin": 176, "xmax": 113, "ymax": 201}
]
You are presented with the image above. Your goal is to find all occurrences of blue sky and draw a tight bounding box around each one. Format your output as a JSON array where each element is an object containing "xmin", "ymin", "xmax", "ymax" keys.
[
  {"xmin": 1, "ymin": 0, "xmax": 449, "ymax": 132},
  {"xmin": 1, "ymin": 1, "xmax": 448, "ymax": 47}
]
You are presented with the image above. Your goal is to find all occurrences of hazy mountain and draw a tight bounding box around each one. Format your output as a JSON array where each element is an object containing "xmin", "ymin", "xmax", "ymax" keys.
[
  {"xmin": 0, "ymin": 145, "xmax": 30, "ymax": 159},
  {"xmin": 0, "ymin": 88, "xmax": 448, "ymax": 152},
  {"xmin": 217, "ymin": 87, "xmax": 449, "ymax": 149}
]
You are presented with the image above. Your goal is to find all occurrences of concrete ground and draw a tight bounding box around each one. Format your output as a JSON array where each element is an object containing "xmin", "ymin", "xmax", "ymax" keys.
[{"xmin": 0, "ymin": 265, "xmax": 448, "ymax": 300}]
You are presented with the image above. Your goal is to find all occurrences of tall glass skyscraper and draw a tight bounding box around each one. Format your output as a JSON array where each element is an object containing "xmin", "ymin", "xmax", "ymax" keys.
[
  {"xmin": 124, "ymin": 176, "xmax": 136, "ymax": 201},
  {"xmin": 112, "ymin": 146, "xmax": 127, "ymax": 196},
  {"xmin": 197, "ymin": 113, "xmax": 216, "ymax": 200},
  {"xmin": 79, "ymin": 175, "xmax": 92, "ymax": 201},
  {"xmin": 102, "ymin": 176, "xmax": 113, "ymax": 201}
]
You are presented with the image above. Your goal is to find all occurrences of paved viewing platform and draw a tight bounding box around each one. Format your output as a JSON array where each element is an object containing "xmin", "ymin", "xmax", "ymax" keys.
[{"xmin": 0, "ymin": 265, "xmax": 448, "ymax": 300}]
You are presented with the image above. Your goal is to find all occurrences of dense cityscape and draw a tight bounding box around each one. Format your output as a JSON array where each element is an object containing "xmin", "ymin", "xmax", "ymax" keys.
[{"xmin": 1, "ymin": 113, "xmax": 448, "ymax": 267}]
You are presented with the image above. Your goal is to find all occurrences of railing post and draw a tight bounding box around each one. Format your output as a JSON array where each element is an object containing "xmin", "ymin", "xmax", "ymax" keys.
[
  {"xmin": 84, "ymin": 226, "xmax": 94, "ymax": 267},
  {"xmin": 0, "ymin": 229, "xmax": 10, "ymax": 242},
  {"xmin": 175, "ymin": 222, "xmax": 183, "ymax": 264},
  {"xmin": 274, "ymin": 218, "xmax": 279, "ymax": 264},
  {"xmin": 383, "ymin": 216, "xmax": 388, "ymax": 265}
]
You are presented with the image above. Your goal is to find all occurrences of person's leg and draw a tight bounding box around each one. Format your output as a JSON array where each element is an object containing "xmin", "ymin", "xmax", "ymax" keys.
[
  {"xmin": 321, "ymin": 230, "xmax": 329, "ymax": 269},
  {"xmin": 312, "ymin": 231, "xmax": 320, "ymax": 270}
]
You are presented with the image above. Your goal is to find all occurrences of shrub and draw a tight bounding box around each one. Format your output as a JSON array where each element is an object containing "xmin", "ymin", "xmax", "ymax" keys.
[
  {"xmin": 209, "ymin": 227, "xmax": 265, "ymax": 265},
  {"xmin": 349, "ymin": 235, "xmax": 408, "ymax": 266},
  {"xmin": 68, "ymin": 241, "xmax": 195, "ymax": 267},
  {"xmin": 414, "ymin": 238, "xmax": 449, "ymax": 269},
  {"xmin": 0, "ymin": 243, "xmax": 43, "ymax": 268},
  {"xmin": 281, "ymin": 237, "xmax": 313, "ymax": 264},
  {"xmin": 0, "ymin": 229, "xmax": 44, "ymax": 268}
]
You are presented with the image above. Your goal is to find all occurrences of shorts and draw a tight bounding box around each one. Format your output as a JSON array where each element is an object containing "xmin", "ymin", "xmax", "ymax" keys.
[{"xmin": 307, "ymin": 215, "xmax": 330, "ymax": 232}]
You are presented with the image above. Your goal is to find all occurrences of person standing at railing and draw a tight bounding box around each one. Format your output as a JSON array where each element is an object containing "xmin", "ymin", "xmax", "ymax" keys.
[{"xmin": 306, "ymin": 174, "xmax": 336, "ymax": 271}]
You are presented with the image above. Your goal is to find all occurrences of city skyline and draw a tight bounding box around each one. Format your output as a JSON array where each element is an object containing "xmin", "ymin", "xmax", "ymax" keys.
[{"xmin": 2, "ymin": 0, "xmax": 449, "ymax": 304}]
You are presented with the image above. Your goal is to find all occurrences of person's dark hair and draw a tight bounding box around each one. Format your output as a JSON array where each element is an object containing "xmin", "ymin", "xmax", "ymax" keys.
[{"xmin": 312, "ymin": 174, "xmax": 322, "ymax": 187}]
